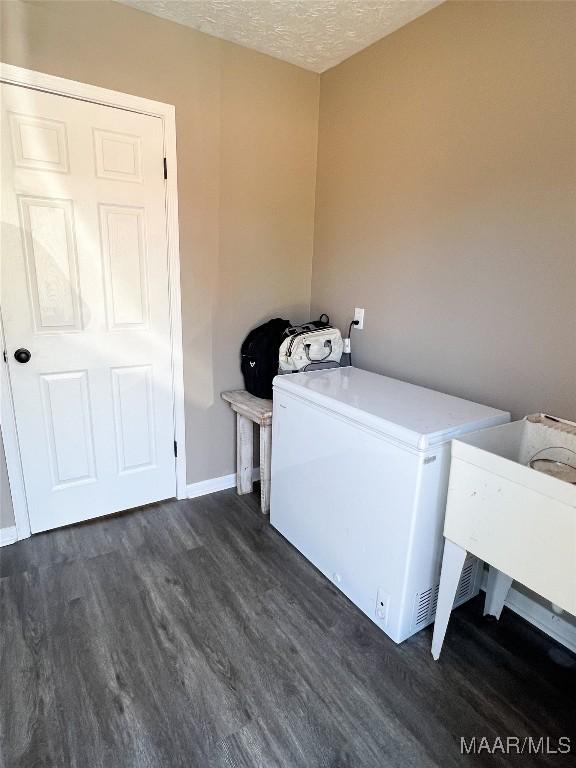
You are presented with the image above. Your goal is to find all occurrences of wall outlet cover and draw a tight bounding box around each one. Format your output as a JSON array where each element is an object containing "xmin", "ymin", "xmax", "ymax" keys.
[{"xmin": 354, "ymin": 307, "xmax": 365, "ymax": 329}]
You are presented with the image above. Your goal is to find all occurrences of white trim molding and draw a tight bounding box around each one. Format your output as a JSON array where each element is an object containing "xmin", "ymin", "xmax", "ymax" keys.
[
  {"xmin": 480, "ymin": 574, "xmax": 576, "ymax": 655},
  {"xmin": 0, "ymin": 63, "xmax": 175, "ymax": 116},
  {"xmin": 187, "ymin": 468, "xmax": 260, "ymax": 500},
  {"xmin": 502, "ymin": 586, "xmax": 576, "ymax": 655},
  {"xmin": 187, "ymin": 473, "xmax": 238, "ymax": 499},
  {"xmin": 0, "ymin": 63, "xmax": 187, "ymax": 540},
  {"xmin": 0, "ymin": 314, "xmax": 31, "ymax": 540},
  {"xmin": 0, "ymin": 525, "xmax": 18, "ymax": 548}
]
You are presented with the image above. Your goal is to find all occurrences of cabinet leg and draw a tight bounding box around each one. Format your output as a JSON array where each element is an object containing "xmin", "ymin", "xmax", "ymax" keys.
[
  {"xmin": 484, "ymin": 566, "xmax": 513, "ymax": 619},
  {"xmin": 259, "ymin": 424, "xmax": 271, "ymax": 514},
  {"xmin": 236, "ymin": 414, "xmax": 253, "ymax": 495},
  {"xmin": 432, "ymin": 539, "xmax": 467, "ymax": 661}
]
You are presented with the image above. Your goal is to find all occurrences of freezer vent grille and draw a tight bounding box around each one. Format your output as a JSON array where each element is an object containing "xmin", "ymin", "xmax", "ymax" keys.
[
  {"xmin": 414, "ymin": 585, "xmax": 440, "ymax": 627},
  {"xmin": 430, "ymin": 586, "xmax": 439, "ymax": 616},
  {"xmin": 412, "ymin": 559, "xmax": 477, "ymax": 630},
  {"xmin": 456, "ymin": 562, "xmax": 474, "ymax": 602}
]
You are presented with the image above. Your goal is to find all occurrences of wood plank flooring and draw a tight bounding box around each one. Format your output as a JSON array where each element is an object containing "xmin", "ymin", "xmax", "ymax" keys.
[{"xmin": 1, "ymin": 488, "xmax": 574, "ymax": 767}]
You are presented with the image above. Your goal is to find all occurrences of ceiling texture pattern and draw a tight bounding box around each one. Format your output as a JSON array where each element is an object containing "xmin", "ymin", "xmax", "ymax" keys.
[{"xmin": 117, "ymin": 1, "xmax": 443, "ymax": 72}]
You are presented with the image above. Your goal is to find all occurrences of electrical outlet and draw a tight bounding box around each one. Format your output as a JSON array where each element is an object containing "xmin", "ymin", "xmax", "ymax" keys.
[{"xmin": 354, "ymin": 308, "xmax": 365, "ymax": 330}]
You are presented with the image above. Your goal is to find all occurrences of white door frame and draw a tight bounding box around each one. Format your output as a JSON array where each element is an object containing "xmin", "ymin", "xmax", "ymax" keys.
[{"xmin": 0, "ymin": 63, "xmax": 188, "ymax": 540}]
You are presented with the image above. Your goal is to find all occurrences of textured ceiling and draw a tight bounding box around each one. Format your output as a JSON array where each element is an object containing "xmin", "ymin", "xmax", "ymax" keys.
[{"xmin": 117, "ymin": 1, "xmax": 444, "ymax": 72}]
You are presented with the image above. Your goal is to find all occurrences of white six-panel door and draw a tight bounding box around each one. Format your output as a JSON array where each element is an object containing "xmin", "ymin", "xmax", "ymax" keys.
[{"xmin": 1, "ymin": 83, "xmax": 177, "ymax": 533}]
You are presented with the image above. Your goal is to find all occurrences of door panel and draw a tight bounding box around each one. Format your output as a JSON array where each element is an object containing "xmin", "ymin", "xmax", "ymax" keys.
[
  {"xmin": 19, "ymin": 196, "xmax": 82, "ymax": 332},
  {"xmin": 111, "ymin": 365, "xmax": 156, "ymax": 474},
  {"xmin": 41, "ymin": 370, "xmax": 96, "ymax": 488},
  {"xmin": 1, "ymin": 83, "xmax": 176, "ymax": 533},
  {"xmin": 9, "ymin": 112, "xmax": 70, "ymax": 173},
  {"xmin": 100, "ymin": 204, "xmax": 149, "ymax": 329},
  {"xmin": 93, "ymin": 128, "xmax": 143, "ymax": 182}
]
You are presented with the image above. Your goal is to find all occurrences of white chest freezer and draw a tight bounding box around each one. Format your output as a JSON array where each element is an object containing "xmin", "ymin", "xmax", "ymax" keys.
[{"xmin": 270, "ymin": 367, "xmax": 510, "ymax": 643}]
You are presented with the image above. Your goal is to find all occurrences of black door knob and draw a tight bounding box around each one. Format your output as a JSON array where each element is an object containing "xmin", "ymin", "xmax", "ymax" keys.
[{"xmin": 14, "ymin": 348, "xmax": 31, "ymax": 364}]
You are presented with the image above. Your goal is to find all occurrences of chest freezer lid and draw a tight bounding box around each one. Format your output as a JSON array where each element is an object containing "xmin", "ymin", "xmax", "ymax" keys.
[{"xmin": 273, "ymin": 367, "xmax": 509, "ymax": 450}]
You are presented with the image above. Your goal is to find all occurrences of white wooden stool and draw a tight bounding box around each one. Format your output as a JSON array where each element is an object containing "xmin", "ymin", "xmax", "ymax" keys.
[{"xmin": 221, "ymin": 390, "xmax": 273, "ymax": 514}]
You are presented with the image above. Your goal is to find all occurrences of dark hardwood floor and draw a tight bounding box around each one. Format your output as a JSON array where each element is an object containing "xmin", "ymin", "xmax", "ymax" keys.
[{"xmin": 1, "ymin": 488, "xmax": 574, "ymax": 768}]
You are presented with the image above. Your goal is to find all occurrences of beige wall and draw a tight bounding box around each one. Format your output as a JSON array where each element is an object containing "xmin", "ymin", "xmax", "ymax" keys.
[
  {"xmin": 2, "ymin": 0, "xmax": 574, "ymax": 526},
  {"xmin": 0, "ymin": 0, "xmax": 319, "ymax": 487},
  {"xmin": 312, "ymin": 0, "xmax": 576, "ymax": 420},
  {"xmin": 0, "ymin": 429, "xmax": 15, "ymax": 529}
]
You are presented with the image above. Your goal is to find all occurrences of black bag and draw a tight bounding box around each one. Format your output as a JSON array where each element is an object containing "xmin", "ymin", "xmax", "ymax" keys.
[
  {"xmin": 241, "ymin": 318, "xmax": 291, "ymax": 399},
  {"xmin": 309, "ymin": 313, "xmax": 330, "ymax": 328}
]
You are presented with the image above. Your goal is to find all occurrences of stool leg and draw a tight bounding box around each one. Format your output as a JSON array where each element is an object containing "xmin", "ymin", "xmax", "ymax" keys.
[
  {"xmin": 432, "ymin": 539, "xmax": 467, "ymax": 661},
  {"xmin": 236, "ymin": 414, "xmax": 253, "ymax": 495},
  {"xmin": 484, "ymin": 566, "xmax": 513, "ymax": 619},
  {"xmin": 259, "ymin": 423, "xmax": 272, "ymax": 514}
]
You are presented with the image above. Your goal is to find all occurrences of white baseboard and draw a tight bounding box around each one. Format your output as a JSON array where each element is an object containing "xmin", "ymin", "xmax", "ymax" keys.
[
  {"xmin": 186, "ymin": 468, "xmax": 260, "ymax": 500},
  {"xmin": 480, "ymin": 575, "xmax": 576, "ymax": 654},
  {"xmin": 0, "ymin": 525, "xmax": 18, "ymax": 547},
  {"xmin": 502, "ymin": 586, "xmax": 576, "ymax": 654}
]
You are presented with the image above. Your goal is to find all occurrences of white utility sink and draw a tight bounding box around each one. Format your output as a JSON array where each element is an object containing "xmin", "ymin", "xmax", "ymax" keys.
[{"xmin": 432, "ymin": 414, "xmax": 576, "ymax": 660}]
